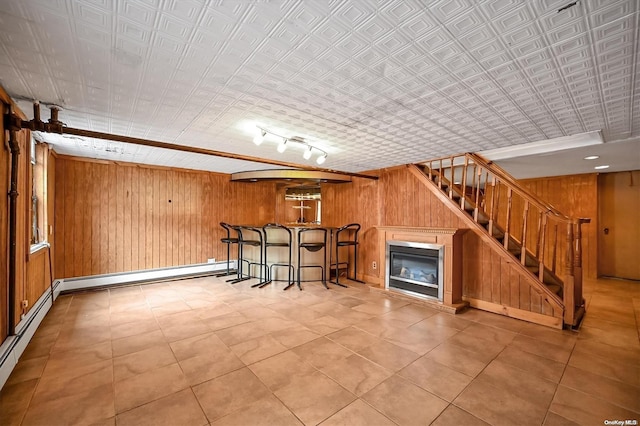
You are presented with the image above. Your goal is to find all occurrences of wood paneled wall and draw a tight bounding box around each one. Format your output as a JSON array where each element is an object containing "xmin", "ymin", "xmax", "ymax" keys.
[
  {"xmin": 321, "ymin": 166, "xmax": 560, "ymax": 319},
  {"xmin": 322, "ymin": 175, "xmax": 380, "ymax": 279},
  {"xmin": 519, "ymin": 174, "xmax": 598, "ymax": 279},
  {"xmin": 1, "ymin": 87, "xmax": 55, "ymax": 339},
  {"xmin": 54, "ymin": 157, "xmax": 277, "ymax": 279},
  {"xmin": 1, "ymin": 100, "xmax": 11, "ymax": 341}
]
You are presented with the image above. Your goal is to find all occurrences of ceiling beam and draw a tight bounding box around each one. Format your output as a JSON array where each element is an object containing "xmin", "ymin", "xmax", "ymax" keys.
[{"xmin": 5, "ymin": 104, "xmax": 378, "ymax": 180}]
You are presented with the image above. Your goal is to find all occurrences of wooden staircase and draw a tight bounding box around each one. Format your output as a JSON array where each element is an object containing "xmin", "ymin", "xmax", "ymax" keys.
[{"xmin": 411, "ymin": 153, "xmax": 589, "ymax": 328}]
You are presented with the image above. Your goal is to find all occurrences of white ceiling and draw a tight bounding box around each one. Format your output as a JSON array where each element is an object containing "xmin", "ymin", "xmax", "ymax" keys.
[{"xmin": 0, "ymin": 0, "xmax": 638, "ymax": 176}]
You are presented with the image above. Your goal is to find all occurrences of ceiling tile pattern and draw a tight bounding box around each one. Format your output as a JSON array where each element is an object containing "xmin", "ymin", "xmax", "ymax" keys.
[{"xmin": 0, "ymin": 0, "xmax": 638, "ymax": 173}]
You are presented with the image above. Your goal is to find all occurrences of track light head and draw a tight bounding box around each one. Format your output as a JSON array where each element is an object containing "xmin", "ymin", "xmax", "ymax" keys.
[
  {"xmin": 316, "ymin": 153, "xmax": 327, "ymax": 165},
  {"xmin": 277, "ymin": 138, "xmax": 288, "ymax": 153},
  {"xmin": 253, "ymin": 129, "xmax": 266, "ymax": 145},
  {"xmin": 303, "ymin": 145, "xmax": 312, "ymax": 160}
]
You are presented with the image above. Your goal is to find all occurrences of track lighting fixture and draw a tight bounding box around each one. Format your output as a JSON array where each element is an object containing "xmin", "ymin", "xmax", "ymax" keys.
[{"xmin": 253, "ymin": 126, "xmax": 328, "ymax": 164}]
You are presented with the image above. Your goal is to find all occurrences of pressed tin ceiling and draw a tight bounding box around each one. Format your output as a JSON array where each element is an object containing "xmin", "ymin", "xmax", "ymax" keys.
[{"xmin": 0, "ymin": 0, "xmax": 638, "ymax": 175}]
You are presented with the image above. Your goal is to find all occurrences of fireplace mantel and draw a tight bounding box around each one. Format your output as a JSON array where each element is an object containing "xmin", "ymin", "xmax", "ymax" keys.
[{"xmin": 376, "ymin": 226, "xmax": 467, "ymax": 313}]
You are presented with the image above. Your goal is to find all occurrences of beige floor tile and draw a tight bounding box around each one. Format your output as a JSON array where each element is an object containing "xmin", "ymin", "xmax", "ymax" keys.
[
  {"xmin": 326, "ymin": 326, "xmax": 382, "ymax": 352},
  {"xmin": 215, "ymin": 320, "xmax": 271, "ymax": 346},
  {"xmin": 274, "ymin": 370, "xmax": 356, "ymax": 425},
  {"xmin": 549, "ymin": 385, "xmax": 640, "ymax": 425},
  {"xmin": 357, "ymin": 339, "xmax": 421, "ymax": 372},
  {"xmin": 495, "ymin": 346, "xmax": 566, "ymax": 383},
  {"xmin": 446, "ymin": 330, "xmax": 506, "ymax": 357},
  {"xmin": 560, "ymin": 365, "xmax": 640, "ymax": 413},
  {"xmin": 249, "ymin": 350, "xmax": 317, "ymax": 391},
  {"xmin": 543, "ymin": 411, "xmax": 581, "ymax": 426},
  {"xmin": 210, "ymin": 395, "xmax": 303, "ymax": 426},
  {"xmin": 110, "ymin": 317, "xmax": 159, "ymax": 340},
  {"xmin": 519, "ymin": 322, "xmax": 579, "ymax": 348},
  {"xmin": 150, "ymin": 300, "xmax": 192, "ymax": 317},
  {"xmin": 292, "ymin": 336, "xmax": 354, "ymax": 369},
  {"xmin": 578, "ymin": 324, "xmax": 640, "ymax": 349},
  {"xmin": 52, "ymin": 324, "xmax": 112, "ymax": 353},
  {"xmin": 115, "ymin": 388, "xmax": 208, "ymax": 426},
  {"xmin": 12, "ymin": 275, "xmax": 639, "ymax": 426},
  {"xmin": 193, "ymin": 302, "xmax": 236, "ymax": 320},
  {"xmin": 431, "ymin": 404, "xmax": 490, "ymax": 426},
  {"xmin": 353, "ymin": 316, "xmax": 413, "ymax": 337},
  {"xmin": 454, "ymin": 378, "xmax": 548, "ymax": 425},
  {"xmin": 192, "ymin": 367, "xmax": 271, "ymax": 422},
  {"xmin": 424, "ymin": 342, "xmax": 494, "ymax": 377},
  {"xmin": 230, "ymin": 334, "xmax": 288, "ymax": 365},
  {"xmin": 111, "ymin": 329, "xmax": 166, "ymax": 357},
  {"xmin": 569, "ymin": 346, "xmax": 640, "ymax": 387},
  {"xmin": 321, "ymin": 353, "xmax": 393, "ymax": 396},
  {"xmin": 398, "ymin": 356, "xmax": 473, "ymax": 401},
  {"xmin": 177, "ymin": 346, "xmax": 245, "ymax": 386},
  {"xmin": 362, "ymin": 375, "xmax": 448, "ymax": 425},
  {"xmin": 5, "ymin": 356, "xmax": 48, "ymax": 385},
  {"xmin": 509, "ymin": 334, "xmax": 574, "ymax": 363},
  {"xmin": 169, "ymin": 332, "xmax": 228, "ymax": 360},
  {"xmin": 22, "ymin": 383, "xmax": 115, "ymax": 426},
  {"xmin": 0, "ymin": 378, "xmax": 39, "ymax": 425},
  {"xmin": 159, "ymin": 317, "xmax": 212, "ymax": 342},
  {"xmin": 114, "ymin": 363, "xmax": 189, "ymax": 413},
  {"xmin": 383, "ymin": 303, "xmax": 439, "ymax": 322},
  {"xmin": 113, "ymin": 343, "xmax": 177, "ymax": 381},
  {"xmin": 32, "ymin": 359, "xmax": 113, "ymax": 404},
  {"xmin": 18, "ymin": 332, "xmax": 57, "ymax": 361},
  {"xmin": 109, "ymin": 307, "xmax": 155, "ymax": 327},
  {"xmin": 320, "ymin": 399, "xmax": 396, "ymax": 426},
  {"xmin": 415, "ymin": 311, "xmax": 473, "ymax": 331},
  {"xmin": 301, "ymin": 315, "xmax": 349, "ymax": 335},
  {"xmin": 573, "ymin": 338, "xmax": 640, "ymax": 366},
  {"xmin": 477, "ymin": 360, "xmax": 558, "ymax": 409},
  {"xmin": 44, "ymin": 340, "xmax": 112, "ymax": 378},
  {"xmin": 270, "ymin": 324, "xmax": 322, "ymax": 348}
]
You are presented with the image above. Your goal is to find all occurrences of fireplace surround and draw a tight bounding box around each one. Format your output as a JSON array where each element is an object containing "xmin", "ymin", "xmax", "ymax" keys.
[
  {"xmin": 386, "ymin": 241, "xmax": 444, "ymax": 301},
  {"xmin": 376, "ymin": 226, "xmax": 467, "ymax": 313}
]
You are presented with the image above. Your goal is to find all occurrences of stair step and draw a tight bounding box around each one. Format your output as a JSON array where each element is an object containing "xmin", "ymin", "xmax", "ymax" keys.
[{"xmin": 546, "ymin": 284, "xmax": 562, "ymax": 296}]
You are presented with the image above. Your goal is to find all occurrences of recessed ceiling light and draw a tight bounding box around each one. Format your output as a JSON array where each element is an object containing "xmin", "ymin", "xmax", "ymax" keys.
[
  {"xmin": 584, "ymin": 155, "xmax": 599, "ymax": 160},
  {"xmin": 594, "ymin": 165, "xmax": 610, "ymax": 170}
]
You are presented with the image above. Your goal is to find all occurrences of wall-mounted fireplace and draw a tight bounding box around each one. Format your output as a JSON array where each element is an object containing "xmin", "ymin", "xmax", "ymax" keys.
[{"xmin": 385, "ymin": 240, "xmax": 444, "ymax": 301}]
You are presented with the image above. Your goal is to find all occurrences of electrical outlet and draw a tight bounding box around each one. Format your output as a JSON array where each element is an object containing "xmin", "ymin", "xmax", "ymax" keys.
[
  {"xmin": 372, "ymin": 261, "xmax": 377, "ymax": 270},
  {"xmin": 207, "ymin": 258, "xmax": 216, "ymax": 263}
]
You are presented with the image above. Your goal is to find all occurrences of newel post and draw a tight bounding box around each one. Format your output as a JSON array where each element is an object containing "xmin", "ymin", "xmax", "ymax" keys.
[{"xmin": 563, "ymin": 221, "xmax": 575, "ymax": 326}]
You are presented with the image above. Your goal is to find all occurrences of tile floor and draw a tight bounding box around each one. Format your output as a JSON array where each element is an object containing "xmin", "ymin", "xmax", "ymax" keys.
[{"xmin": 1, "ymin": 275, "xmax": 638, "ymax": 425}]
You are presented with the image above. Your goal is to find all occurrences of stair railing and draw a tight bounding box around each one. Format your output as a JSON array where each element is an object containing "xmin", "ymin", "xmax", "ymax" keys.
[{"xmin": 420, "ymin": 153, "xmax": 589, "ymax": 326}]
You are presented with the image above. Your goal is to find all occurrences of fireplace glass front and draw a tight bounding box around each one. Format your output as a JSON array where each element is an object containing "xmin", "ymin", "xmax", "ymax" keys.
[{"xmin": 385, "ymin": 241, "xmax": 444, "ymax": 301}]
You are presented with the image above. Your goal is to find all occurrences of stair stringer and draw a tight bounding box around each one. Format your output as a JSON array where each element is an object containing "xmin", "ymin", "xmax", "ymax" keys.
[{"xmin": 407, "ymin": 164, "xmax": 565, "ymax": 328}]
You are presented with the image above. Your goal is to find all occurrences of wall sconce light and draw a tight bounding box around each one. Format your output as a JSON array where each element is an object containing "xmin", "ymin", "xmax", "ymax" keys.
[{"xmin": 253, "ymin": 126, "xmax": 328, "ymax": 164}]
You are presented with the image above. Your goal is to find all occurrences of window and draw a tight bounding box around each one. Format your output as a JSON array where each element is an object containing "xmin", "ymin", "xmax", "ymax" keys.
[{"xmin": 30, "ymin": 137, "xmax": 47, "ymax": 247}]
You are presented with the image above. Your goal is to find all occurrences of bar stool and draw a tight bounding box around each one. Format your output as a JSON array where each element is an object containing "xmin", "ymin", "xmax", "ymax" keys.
[
  {"xmin": 228, "ymin": 226, "xmax": 266, "ymax": 286},
  {"xmin": 262, "ymin": 223, "xmax": 295, "ymax": 290},
  {"xmin": 215, "ymin": 222, "xmax": 238, "ymax": 277},
  {"xmin": 297, "ymin": 227, "xmax": 328, "ymax": 289},
  {"xmin": 331, "ymin": 223, "xmax": 364, "ymax": 287}
]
